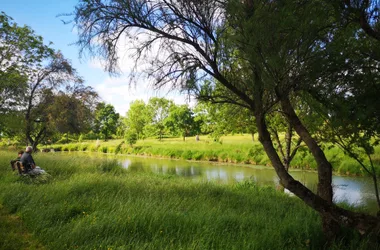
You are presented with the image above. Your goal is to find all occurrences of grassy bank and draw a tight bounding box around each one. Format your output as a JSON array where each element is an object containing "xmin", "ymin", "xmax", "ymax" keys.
[
  {"xmin": 0, "ymin": 151, "xmax": 372, "ymax": 249},
  {"xmin": 6, "ymin": 134, "xmax": 378, "ymax": 176},
  {"xmin": 0, "ymin": 204, "xmax": 45, "ymax": 250}
]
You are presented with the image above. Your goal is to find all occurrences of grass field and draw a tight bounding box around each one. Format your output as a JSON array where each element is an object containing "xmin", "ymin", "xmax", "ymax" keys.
[
  {"xmin": 0, "ymin": 151, "xmax": 374, "ymax": 249},
  {"xmin": 4, "ymin": 134, "xmax": 377, "ymax": 176}
]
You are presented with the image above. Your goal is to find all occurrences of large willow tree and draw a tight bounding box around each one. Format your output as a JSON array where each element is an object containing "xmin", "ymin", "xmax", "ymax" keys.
[{"xmin": 72, "ymin": 0, "xmax": 380, "ymax": 240}]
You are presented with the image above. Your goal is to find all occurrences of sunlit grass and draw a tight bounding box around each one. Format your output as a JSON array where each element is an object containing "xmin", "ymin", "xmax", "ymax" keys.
[
  {"xmin": 0, "ymin": 204, "xmax": 45, "ymax": 250},
  {"xmin": 0, "ymin": 151, "xmax": 375, "ymax": 249}
]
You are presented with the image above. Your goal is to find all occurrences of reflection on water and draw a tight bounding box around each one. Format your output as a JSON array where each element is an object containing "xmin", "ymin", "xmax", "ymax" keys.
[
  {"xmin": 64, "ymin": 152, "xmax": 378, "ymax": 213},
  {"xmin": 120, "ymin": 156, "xmax": 378, "ymax": 213}
]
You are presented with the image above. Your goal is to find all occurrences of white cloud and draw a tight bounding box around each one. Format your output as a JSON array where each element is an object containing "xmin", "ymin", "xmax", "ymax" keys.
[
  {"xmin": 88, "ymin": 29, "xmax": 198, "ymax": 115},
  {"xmin": 94, "ymin": 75, "xmax": 193, "ymax": 116}
]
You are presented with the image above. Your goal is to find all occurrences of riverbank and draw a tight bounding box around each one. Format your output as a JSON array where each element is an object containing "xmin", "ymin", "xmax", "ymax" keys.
[
  {"xmin": 4, "ymin": 134, "xmax": 379, "ymax": 176},
  {"xmin": 0, "ymin": 151, "xmax": 373, "ymax": 249}
]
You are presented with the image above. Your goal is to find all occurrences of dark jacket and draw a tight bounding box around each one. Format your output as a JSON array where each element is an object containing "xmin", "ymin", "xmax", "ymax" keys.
[{"xmin": 20, "ymin": 152, "xmax": 35, "ymax": 170}]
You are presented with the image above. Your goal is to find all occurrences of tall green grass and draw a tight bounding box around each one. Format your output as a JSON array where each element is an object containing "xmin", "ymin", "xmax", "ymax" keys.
[
  {"xmin": 0, "ymin": 151, "xmax": 374, "ymax": 249},
  {"xmin": 0, "ymin": 204, "xmax": 45, "ymax": 250}
]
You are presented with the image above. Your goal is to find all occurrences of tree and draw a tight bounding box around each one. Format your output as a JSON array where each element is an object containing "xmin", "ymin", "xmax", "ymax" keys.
[
  {"xmin": 0, "ymin": 111, "xmax": 24, "ymax": 139},
  {"xmin": 124, "ymin": 100, "xmax": 149, "ymax": 139},
  {"xmin": 95, "ymin": 102, "xmax": 120, "ymax": 141},
  {"xmin": 0, "ymin": 12, "xmax": 46, "ymax": 136},
  {"xmin": 0, "ymin": 12, "xmax": 46, "ymax": 111},
  {"xmin": 46, "ymin": 83, "xmax": 98, "ymax": 141},
  {"xmin": 267, "ymin": 111, "xmax": 302, "ymax": 172},
  {"xmin": 312, "ymin": 26, "xmax": 380, "ymax": 212},
  {"xmin": 23, "ymin": 52, "xmax": 85, "ymax": 150},
  {"xmin": 165, "ymin": 104, "xmax": 197, "ymax": 141},
  {"xmin": 145, "ymin": 97, "xmax": 173, "ymax": 140},
  {"xmin": 125, "ymin": 129, "xmax": 138, "ymax": 147},
  {"xmin": 340, "ymin": 0, "xmax": 380, "ymax": 41},
  {"xmin": 0, "ymin": 12, "xmax": 87, "ymax": 149},
  {"xmin": 72, "ymin": 0, "xmax": 380, "ymax": 239},
  {"xmin": 194, "ymin": 101, "xmax": 257, "ymax": 141}
]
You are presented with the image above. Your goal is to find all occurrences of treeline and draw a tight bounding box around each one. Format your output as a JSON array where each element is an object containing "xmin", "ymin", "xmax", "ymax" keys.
[
  {"xmin": 0, "ymin": 12, "xmax": 99, "ymax": 150},
  {"xmin": 0, "ymin": 11, "xmax": 256, "ymax": 149},
  {"xmin": 122, "ymin": 97, "xmax": 256, "ymax": 144},
  {"xmin": 1, "ymin": 95, "xmax": 257, "ymax": 148}
]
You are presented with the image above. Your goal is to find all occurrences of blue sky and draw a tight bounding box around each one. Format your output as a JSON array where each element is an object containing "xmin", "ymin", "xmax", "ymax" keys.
[{"xmin": 2, "ymin": 0, "xmax": 188, "ymax": 115}]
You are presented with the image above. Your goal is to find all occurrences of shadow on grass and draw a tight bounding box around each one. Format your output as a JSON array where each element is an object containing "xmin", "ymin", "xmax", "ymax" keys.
[{"xmin": 0, "ymin": 204, "xmax": 45, "ymax": 250}]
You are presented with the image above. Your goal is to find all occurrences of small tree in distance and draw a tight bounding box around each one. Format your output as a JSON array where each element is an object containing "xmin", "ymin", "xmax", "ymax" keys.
[
  {"xmin": 95, "ymin": 102, "xmax": 120, "ymax": 141},
  {"xmin": 125, "ymin": 129, "xmax": 138, "ymax": 147}
]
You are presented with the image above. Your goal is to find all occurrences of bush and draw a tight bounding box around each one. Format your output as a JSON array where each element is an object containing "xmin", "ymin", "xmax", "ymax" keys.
[
  {"xmin": 56, "ymin": 134, "xmax": 77, "ymax": 144},
  {"xmin": 98, "ymin": 146, "xmax": 108, "ymax": 153},
  {"xmin": 88, "ymin": 144, "xmax": 100, "ymax": 152},
  {"xmin": 125, "ymin": 131, "xmax": 138, "ymax": 147},
  {"xmin": 78, "ymin": 143, "xmax": 89, "ymax": 151},
  {"xmin": 61, "ymin": 145, "xmax": 69, "ymax": 151},
  {"xmin": 115, "ymin": 141, "xmax": 124, "ymax": 155},
  {"xmin": 181, "ymin": 150, "xmax": 193, "ymax": 160},
  {"xmin": 194, "ymin": 151, "xmax": 205, "ymax": 160},
  {"xmin": 52, "ymin": 145, "xmax": 62, "ymax": 151},
  {"xmin": 82, "ymin": 131, "xmax": 99, "ymax": 140},
  {"xmin": 205, "ymin": 151, "xmax": 218, "ymax": 161},
  {"xmin": 218, "ymin": 152, "xmax": 229, "ymax": 162},
  {"xmin": 67, "ymin": 144, "xmax": 79, "ymax": 151},
  {"xmin": 338, "ymin": 160, "xmax": 363, "ymax": 176},
  {"xmin": 248, "ymin": 145, "xmax": 265, "ymax": 164}
]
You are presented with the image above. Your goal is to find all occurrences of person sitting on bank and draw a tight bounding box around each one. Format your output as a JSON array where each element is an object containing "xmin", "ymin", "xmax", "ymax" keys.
[
  {"xmin": 17, "ymin": 150, "xmax": 24, "ymax": 160},
  {"xmin": 10, "ymin": 150, "xmax": 24, "ymax": 171},
  {"xmin": 20, "ymin": 146, "xmax": 36, "ymax": 172}
]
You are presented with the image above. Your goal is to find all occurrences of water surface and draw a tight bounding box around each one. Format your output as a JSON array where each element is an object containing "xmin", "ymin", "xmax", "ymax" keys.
[
  {"xmin": 66, "ymin": 152, "xmax": 379, "ymax": 213},
  {"xmin": 117, "ymin": 155, "xmax": 378, "ymax": 212}
]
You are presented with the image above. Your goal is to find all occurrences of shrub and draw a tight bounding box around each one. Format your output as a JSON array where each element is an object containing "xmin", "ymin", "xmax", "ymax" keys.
[
  {"xmin": 125, "ymin": 130, "xmax": 138, "ymax": 147},
  {"xmin": 303, "ymin": 154, "xmax": 317, "ymax": 170},
  {"xmin": 88, "ymin": 144, "xmax": 100, "ymax": 152},
  {"xmin": 205, "ymin": 151, "xmax": 218, "ymax": 161},
  {"xmin": 181, "ymin": 150, "xmax": 193, "ymax": 160},
  {"xmin": 98, "ymin": 146, "xmax": 108, "ymax": 153},
  {"xmin": 82, "ymin": 131, "xmax": 99, "ymax": 140},
  {"xmin": 78, "ymin": 143, "xmax": 89, "ymax": 151},
  {"xmin": 61, "ymin": 145, "xmax": 70, "ymax": 151},
  {"xmin": 338, "ymin": 160, "xmax": 363, "ymax": 176},
  {"xmin": 115, "ymin": 141, "xmax": 124, "ymax": 155},
  {"xmin": 193, "ymin": 151, "xmax": 204, "ymax": 161},
  {"xmin": 248, "ymin": 145, "xmax": 265, "ymax": 164},
  {"xmin": 107, "ymin": 146, "xmax": 116, "ymax": 154},
  {"xmin": 52, "ymin": 145, "xmax": 62, "ymax": 151},
  {"xmin": 67, "ymin": 144, "xmax": 79, "ymax": 151},
  {"xmin": 218, "ymin": 152, "xmax": 229, "ymax": 162}
]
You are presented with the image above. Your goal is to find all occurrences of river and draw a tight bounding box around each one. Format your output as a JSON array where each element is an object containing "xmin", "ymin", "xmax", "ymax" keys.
[
  {"xmin": 63, "ymin": 152, "xmax": 378, "ymax": 214},
  {"xmin": 110, "ymin": 155, "xmax": 378, "ymax": 213}
]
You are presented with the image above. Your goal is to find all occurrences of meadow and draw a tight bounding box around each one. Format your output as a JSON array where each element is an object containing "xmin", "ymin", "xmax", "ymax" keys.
[
  {"xmin": 7, "ymin": 134, "xmax": 378, "ymax": 176},
  {"xmin": 0, "ymin": 150, "xmax": 374, "ymax": 249}
]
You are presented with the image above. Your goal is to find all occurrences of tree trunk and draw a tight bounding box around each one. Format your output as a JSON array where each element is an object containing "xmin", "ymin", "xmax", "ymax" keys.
[
  {"xmin": 279, "ymin": 97, "xmax": 340, "ymax": 239},
  {"xmin": 284, "ymin": 125, "xmax": 292, "ymax": 172},
  {"xmin": 254, "ymin": 108, "xmax": 379, "ymax": 238}
]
